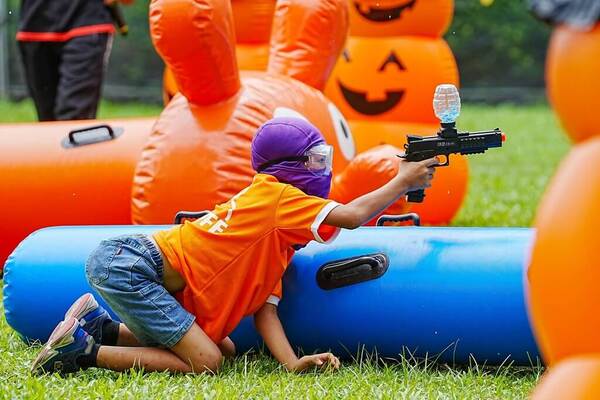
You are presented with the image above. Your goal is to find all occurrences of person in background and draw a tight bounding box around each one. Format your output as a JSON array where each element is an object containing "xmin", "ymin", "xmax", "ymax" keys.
[{"xmin": 16, "ymin": 0, "xmax": 132, "ymax": 121}]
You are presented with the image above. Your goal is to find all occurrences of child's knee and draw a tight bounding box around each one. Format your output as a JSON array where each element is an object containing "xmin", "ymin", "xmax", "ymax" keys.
[
  {"xmin": 218, "ymin": 337, "xmax": 236, "ymax": 358},
  {"xmin": 189, "ymin": 348, "xmax": 223, "ymax": 374}
]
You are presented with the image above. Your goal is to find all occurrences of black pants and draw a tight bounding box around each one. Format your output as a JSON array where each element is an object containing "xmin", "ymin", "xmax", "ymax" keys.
[{"xmin": 18, "ymin": 33, "xmax": 112, "ymax": 121}]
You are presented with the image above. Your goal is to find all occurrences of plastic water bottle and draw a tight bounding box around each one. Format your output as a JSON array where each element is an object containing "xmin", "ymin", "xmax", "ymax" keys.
[{"xmin": 433, "ymin": 84, "xmax": 461, "ymax": 124}]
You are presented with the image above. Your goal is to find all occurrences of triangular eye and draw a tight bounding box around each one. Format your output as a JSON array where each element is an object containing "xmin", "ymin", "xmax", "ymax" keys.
[
  {"xmin": 342, "ymin": 49, "xmax": 352, "ymax": 63},
  {"xmin": 378, "ymin": 51, "xmax": 405, "ymax": 72}
]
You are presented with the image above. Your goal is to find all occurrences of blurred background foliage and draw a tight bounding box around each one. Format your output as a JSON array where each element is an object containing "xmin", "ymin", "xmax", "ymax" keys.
[
  {"xmin": 4, "ymin": 0, "xmax": 551, "ymax": 103},
  {"xmin": 448, "ymin": 0, "xmax": 550, "ymax": 88}
]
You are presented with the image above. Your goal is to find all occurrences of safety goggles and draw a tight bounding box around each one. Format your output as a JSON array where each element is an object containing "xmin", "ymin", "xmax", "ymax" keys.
[
  {"xmin": 304, "ymin": 144, "xmax": 333, "ymax": 175},
  {"xmin": 257, "ymin": 144, "xmax": 334, "ymax": 176}
]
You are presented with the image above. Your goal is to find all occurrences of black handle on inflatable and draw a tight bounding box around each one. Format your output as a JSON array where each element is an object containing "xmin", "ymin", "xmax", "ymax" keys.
[
  {"xmin": 173, "ymin": 211, "xmax": 209, "ymax": 224},
  {"xmin": 64, "ymin": 124, "xmax": 122, "ymax": 148},
  {"xmin": 376, "ymin": 213, "xmax": 421, "ymax": 227},
  {"xmin": 316, "ymin": 253, "xmax": 389, "ymax": 290}
]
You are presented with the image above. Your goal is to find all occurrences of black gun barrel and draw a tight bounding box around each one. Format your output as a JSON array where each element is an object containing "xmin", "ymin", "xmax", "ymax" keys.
[
  {"xmin": 401, "ymin": 128, "xmax": 505, "ymax": 202},
  {"xmin": 457, "ymin": 129, "xmax": 504, "ymax": 154},
  {"xmin": 404, "ymin": 128, "xmax": 504, "ymax": 160}
]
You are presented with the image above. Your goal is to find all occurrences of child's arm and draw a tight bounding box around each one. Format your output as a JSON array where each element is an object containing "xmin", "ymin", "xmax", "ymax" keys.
[
  {"xmin": 325, "ymin": 157, "xmax": 439, "ymax": 229},
  {"xmin": 254, "ymin": 303, "xmax": 340, "ymax": 372}
]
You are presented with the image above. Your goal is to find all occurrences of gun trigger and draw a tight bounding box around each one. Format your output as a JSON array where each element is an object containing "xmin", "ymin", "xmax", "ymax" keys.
[{"xmin": 437, "ymin": 155, "xmax": 450, "ymax": 167}]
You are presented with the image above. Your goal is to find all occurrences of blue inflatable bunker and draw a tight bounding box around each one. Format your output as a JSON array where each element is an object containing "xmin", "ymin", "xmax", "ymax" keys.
[{"xmin": 3, "ymin": 225, "xmax": 539, "ymax": 364}]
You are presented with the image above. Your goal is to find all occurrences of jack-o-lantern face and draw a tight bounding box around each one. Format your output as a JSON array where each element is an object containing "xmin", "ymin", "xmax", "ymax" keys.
[
  {"xmin": 353, "ymin": 0, "xmax": 416, "ymax": 22},
  {"xmin": 349, "ymin": 0, "xmax": 454, "ymax": 37},
  {"xmin": 325, "ymin": 37, "xmax": 459, "ymax": 124},
  {"xmin": 336, "ymin": 49, "xmax": 406, "ymax": 116}
]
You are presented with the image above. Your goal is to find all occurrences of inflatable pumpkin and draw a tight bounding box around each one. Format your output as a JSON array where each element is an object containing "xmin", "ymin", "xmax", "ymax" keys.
[
  {"xmin": 546, "ymin": 24, "xmax": 600, "ymax": 143},
  {"xmin": 348, "ymin": 0, "xmax": 454, "ymax": 37},
  {"xmin": 136, "ymin": 0, "xmax": 357, "ymax": 224},
  {"xmin": 324, "ymin": 36, "xmax": 459, "ymax": 124},
  {"xmin": 528, "ymin": 138, "xmax": 600, "ymax": 366},
  {"xmin": 526, "ymin": 5, "xmax": 600, "ymax": 397},
  {"xmin": 329, "ymin": 144, "xmax": 411, "ymax": 224},
  {"xmin": 162, "ymin": 0, "xmax": 275, "ymax": 103}
]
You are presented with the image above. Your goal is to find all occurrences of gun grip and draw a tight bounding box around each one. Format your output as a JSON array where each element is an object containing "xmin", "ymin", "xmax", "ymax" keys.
[{"xmin": 407, "ymin": 189, "xmax": 425, "ymax": 203}]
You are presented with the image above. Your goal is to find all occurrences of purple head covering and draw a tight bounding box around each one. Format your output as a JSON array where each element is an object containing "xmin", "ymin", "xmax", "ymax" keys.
[{"xmin": 251, "ymin": 117, "xmax": 332, "ymax": 198}]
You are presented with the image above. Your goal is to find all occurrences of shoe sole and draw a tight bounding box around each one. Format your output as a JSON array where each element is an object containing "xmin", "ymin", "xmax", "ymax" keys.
[
  {"xmin": 65, "ymin": 293, "xmax": 98, "ymax": 321},
  {"xmin": 30, "ymin": 317, "xmax": 79, "ymax": 375}
]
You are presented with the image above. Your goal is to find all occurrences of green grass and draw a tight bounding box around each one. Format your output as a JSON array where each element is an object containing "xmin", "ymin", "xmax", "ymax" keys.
[
  {"xmin": 0, "ymin": 317, "xmax": 541, "ymax": 399},
  {"xmin": 0, "ymin": 100, "xmax": 568, "ymax": 399},
  {"xmin": 453, "ymin": 103, "xmax": 570, "ymax": 227},
  {"xmin": 0, "ymin": 99, "xmax": 161, "ymax": 122}
]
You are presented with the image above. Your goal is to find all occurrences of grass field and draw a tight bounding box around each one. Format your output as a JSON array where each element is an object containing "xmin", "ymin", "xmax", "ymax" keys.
[
  {"xmin": 0, "ymin": 99, "xmax": 570, "ymax": 399},
  {"xmin": 0, "ymin": 99, "xmax": 162, "ymax": 122}
]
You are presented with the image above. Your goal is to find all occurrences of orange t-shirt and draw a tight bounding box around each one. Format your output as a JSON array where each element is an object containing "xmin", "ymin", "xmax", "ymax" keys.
[{"xmin": 153, "ymin": 174, "xmax": 340, "ymax": 342}]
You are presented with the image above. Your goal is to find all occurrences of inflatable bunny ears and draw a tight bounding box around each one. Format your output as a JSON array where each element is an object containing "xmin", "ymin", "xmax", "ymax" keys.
[{"xmin": 149, "ymin": 0, "xmax": 349, "ymax": 106}]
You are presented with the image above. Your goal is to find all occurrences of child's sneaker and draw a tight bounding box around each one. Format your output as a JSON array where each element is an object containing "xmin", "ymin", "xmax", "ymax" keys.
[
  {"xmin": 30, "ymin": 317, "xmax": 95, "ymax": 375},
  {"xmin": 64, "ymin": 293, "xmax": 110, "ymax": 344}
]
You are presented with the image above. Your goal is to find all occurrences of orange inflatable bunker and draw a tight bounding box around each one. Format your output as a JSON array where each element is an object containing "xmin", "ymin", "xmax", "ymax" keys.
[
  {"xmin": 136, "ymin": 0, "xmax": 360, "ymax": 224},
  {"xmin": 0, "ymin": 118, "xmax": 155, "ymax": 270},
  {"xmin": 528, "ymin": 138, "xmax": 600, "ymax": 366},
  {"xmin": 526, "ymin": 10, "xmax": 600, "ymax": 398},
  {"xmin": 532, "ymin": 356, "xmax": 600, "ymax": 400},
  {"xmin": 546, "ymin": 24, "xmax": 600, "ymax": 143}
]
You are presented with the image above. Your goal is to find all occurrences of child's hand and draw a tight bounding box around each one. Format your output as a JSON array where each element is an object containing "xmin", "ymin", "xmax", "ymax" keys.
[
  {"xmin": 396, "ymin": 157, "xmax": 440, "ymax": 193},
  {"xmin": 290, "ymin": 352, "xmax": 340, "ymax": 372}
]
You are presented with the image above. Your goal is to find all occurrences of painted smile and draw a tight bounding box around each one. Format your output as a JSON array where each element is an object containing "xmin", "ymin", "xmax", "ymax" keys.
[
  {"xmin": 353, "ymin": 0, "xmax": 417, "ymax": 22},
  {"xmin": 338, "ymin": 81, "xmax": 404, "ymax": 116}
]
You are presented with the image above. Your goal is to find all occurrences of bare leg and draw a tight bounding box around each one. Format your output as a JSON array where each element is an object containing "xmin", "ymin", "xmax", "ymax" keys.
[
  {"xmin": 170, "ymin": 323, "xmax": 223, "ymax": 373},
  {"xmin": 219, "ymin": 337, "xmax": 236, "ymax": 358},
  {"xmin": 96, "ymin": 322, "xmax": 222, "ymax": 374},
  {"xmin": 116, "ymin": 324, "xmax": 142, "ymax": 347},
  {"xmin": 97, "ymin": 346, "xmax": 192, "ymax": 373}
]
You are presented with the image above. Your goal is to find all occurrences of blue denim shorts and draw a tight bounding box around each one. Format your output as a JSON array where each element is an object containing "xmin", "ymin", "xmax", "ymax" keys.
[{"xmin": 85, "ymin": 234, "xmax": 195, "ymax": 347}]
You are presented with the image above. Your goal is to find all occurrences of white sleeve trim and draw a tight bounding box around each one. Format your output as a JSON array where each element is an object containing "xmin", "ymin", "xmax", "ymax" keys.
[
  {"xmin": 310, "ymin": 201, "xmax": 341, "ymax": 243},
  {"xmin": 266, "ymin": 295, "xmax": 280, "ymax": 306}
]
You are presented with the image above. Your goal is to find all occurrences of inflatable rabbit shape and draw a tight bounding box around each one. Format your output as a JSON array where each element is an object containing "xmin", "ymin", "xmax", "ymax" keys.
[{"xmin": 133, "ymin": 0, "xmax": 359, "ymax": 223}]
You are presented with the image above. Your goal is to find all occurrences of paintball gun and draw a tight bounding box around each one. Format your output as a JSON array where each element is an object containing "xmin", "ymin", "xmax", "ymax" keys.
[
  {"xmin": 106, "ymin": 2, "xmax": 129, "ymax": 36},
  {"xmin": 399, "ymin": 84, "xmax": 506, "ymax": 203}
]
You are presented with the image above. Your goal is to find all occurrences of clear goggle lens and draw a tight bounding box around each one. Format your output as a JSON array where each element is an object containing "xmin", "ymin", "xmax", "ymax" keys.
[{"xmin": 304, "ymin": 144, "xmax": 333, "ymax": 175}]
